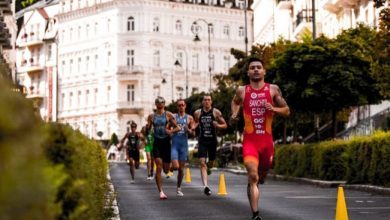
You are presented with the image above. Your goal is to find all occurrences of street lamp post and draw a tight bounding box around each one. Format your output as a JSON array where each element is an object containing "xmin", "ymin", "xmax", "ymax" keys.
[
  {"xmin": 192, "ymin": 19, "xmax": 212, "ymax": 92},
  {"xmin": 174, "ymin": 49, "xmax": 189, "ymax": 98}
]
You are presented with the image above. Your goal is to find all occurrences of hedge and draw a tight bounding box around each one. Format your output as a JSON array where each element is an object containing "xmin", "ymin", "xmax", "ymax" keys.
[
  {"xmin": 0, "ymin": 72, "xmax": 113, "ymax": 219},
  {"xmin": 274, "ymin": 131, "xmax": 390, "ymax": 187}
]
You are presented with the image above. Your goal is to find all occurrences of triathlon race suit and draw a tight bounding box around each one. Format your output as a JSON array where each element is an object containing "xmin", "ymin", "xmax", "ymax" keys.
[
  {"xmin": 145, "ymin": 131, "xmax": 154, "ymax": 153},
  {"xmin": 172, "ymin": 113, "xmax": 189, "ymax": 161},
  {"xmin": 153, "ymin": 112, "xmax": 171, "ymax": 163},
  {"xmin": 127, "ymin": 132, "xmax": 140, "ymax": 162},
  {"xmin": 198, "ymin": 108, "xmax": 218, "ymax": 161},
  {"xmin": 243, "ymin": 84, "xmax": 274, "ymax": 171}
]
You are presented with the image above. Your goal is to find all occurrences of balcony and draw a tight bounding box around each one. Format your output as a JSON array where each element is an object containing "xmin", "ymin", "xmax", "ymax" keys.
[
  {"xmin": 115, "ymin": 101, "xmax": 144, "ymax": 115},
  {"xmin": 276, "ymin": 0, "xmax": 292, "ymax": 9},
  {"xmin": 323, "ymin": 0, "xmax": 358, "ymax": 13},
  {"xmin": 293, "ymin": 9, "xmax": 314, "ymax": 39},
  {"xmin": 26, "ymin": 88, "xmax": 44, "ymax": 108},
  {"xmin": 21, "ymin": 58, "xmax": 44, "ymax": 74},
  {"xmin": 117, "ymin": 65, "xmax": 144, "ymax": 80},
  {"xmin": 18, "ymin": 32, "xmax": 44, "ymax": 48}
]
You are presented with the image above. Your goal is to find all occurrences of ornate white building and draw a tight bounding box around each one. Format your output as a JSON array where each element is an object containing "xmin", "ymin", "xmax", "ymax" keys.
[
  {"xmin": 55, "ymin": 0, "xmax": 253, "ymax": 139},
  {"xmin": 15, "ymin": 0, "xmax": 59, "ymax": 122},
  {"xmin": 252, "ymin": 0, "xmax": 384, "ymax": 43}
]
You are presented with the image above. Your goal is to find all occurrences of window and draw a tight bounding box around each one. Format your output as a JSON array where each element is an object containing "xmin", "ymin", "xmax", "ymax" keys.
[
  {"xmin": 153, "ymin": 50, "xmax": 160, "ymax": 67},
  {"xmin": 77, "ymin": 91, "xmax": 81, "ymax": 106},
  {"xmin": 176, "ymin": 87, "xmax": 184, "ymax": 99},
  {"xmin": 223, "ymin": 55, "xmax": 230, "ymax": 71},
  {"xmin": 153, "ymin": 17, "xmax": 159, "ymax": 32},
  {"xmin": 94, "ymin": 88, "xmax": 98, "ymax": 105},
  {"xmin": 47, "ymin": 45, "xmax": 52, "ymax": 60},
  {"xmin": 192, "ymin": 53, "xmax": 199, "ymax": 71},
  {"xmin": 127, "ymin": 49, "xmax": 134, "ymax": 67},
  {"xmin": 78, "ymin": 26, "xmax": 81, "ymax": 39},
  {"xmin": 69, "ymin": 92, "xmax": 73, "ymax": 108},
  {"xmin": 107, "ymin": 86, "xmax": 111, "ymax": 103},
  {"xmin": 107, "ymin": 51, "xmax": 111, "ymax": 67},
  {"xmin": 94, "ymin": 22, "xmax": 98, "ymax": 35},
  {"xmin": 86, "ymin": 56, "xmax": 90, "ymax": 72},
  {"xmin": 85, "ymin": 89, "xmax": 89, "ymax": 106},
  {"xmin": 69, "ymin": 59, "xmax": 73, "ymax": 74},
  {"xmin": 107, "ymin": 19, "xmax": 111, "ymax": 32},
  {"xmin": 209, "ymin": 23, "xmax": 214, "ymax": 36},
  {"xmin": 175, "ymin": 20, "xmax": 182, "ymax": 32},
  {"xmin": 223, "ymin": 25, "xmax": 230, "ymax": 37},
  {"xmin": 61, "ymin": 30, "xmax": 65, "ymax": 42},
  {"xmin": 86, "ymin": 24, "xmax": 90, "ymax": 37},
  {"xmin": 153, "ymin": 85, "xmax": 160, "ymax": 98},
  {"xmin": 61, "ymin": 93, "xmax": 65, "ymax": 110},
  {"xmin": 176, "ymin": 52, "xmax": 183, "ymax": 67},
  {"xmin": 239, "ymin": 26, "xmax": 245, "ymax": 37},
  {"xmin": 94, "ymin": 54, "xmax": 98, "ymax": 69},
  {"xmin": 238, "ymin": 0, "xmax": 245, "ymax": 9},
  {"xmin": 77, "ymin": 57, "xmax": 81, "ymax": 73},
  {"xmin": 69, "ymin": 28, "xmax": 73, "ymax": 41},
  {"xmin": 61, "ymin": 60, "xmax": 66, "ymax": 75},
  {"xmin": 127, "ymin": 84, "xmax": 135, "ymax": 102},
  {"xmin": 210, "ymin": 54, "xmax": 215, "ymax": 71},
  {"xmin": 128, "ymin": 17, "xmax": 135, "ymax": 31}
]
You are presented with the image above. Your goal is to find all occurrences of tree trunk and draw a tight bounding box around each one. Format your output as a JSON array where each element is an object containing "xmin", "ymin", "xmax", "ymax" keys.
[{"xmin": 332, "ymin": 109, "xmax": 337, "ymax": 138}]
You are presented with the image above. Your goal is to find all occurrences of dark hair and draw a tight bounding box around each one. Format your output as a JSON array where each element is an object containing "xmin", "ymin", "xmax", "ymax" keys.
[
  {"xmin": 247, "ymin": 57, "xmax": 264, "ymax": 67},
  {"xmin": 177, "ymin": 98, "xmax": 185, "ymax": 104},
  {"xmin": 155, "ymin": 96, "xmax": 165, "ymax": 104},
  {"xmin": 130, "ymin": 122, "xmax": 137, "ymax": 128}
]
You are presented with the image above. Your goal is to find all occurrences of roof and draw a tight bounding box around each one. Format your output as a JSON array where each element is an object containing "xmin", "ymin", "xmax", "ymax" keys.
[{"xmin": 15, "ymin": 0, "xmax": 59, "ymax": 19}]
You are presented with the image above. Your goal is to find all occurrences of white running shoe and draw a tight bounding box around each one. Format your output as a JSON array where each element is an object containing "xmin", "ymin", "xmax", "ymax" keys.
[
  {"xmin": 177, "ymin": 190, "xmax": 184, "ymax": 197},
  {"xmin": 130, "ymin": 180, "xmax": 135, "ymax": 184}
]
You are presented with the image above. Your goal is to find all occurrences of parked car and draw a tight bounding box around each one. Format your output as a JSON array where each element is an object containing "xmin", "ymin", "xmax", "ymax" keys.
[{"xmin": 216, "ymin": 141, "xmax": 243, "ymax": 167}]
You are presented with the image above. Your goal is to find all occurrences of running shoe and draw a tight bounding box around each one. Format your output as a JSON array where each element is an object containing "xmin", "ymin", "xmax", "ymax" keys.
[
  {"xmin": 207, "ymin": 168, "xmax": 212, "ymax": 175},
  {"xmin": 166, "ymin": 171, "xmax": 173, "ymax": 178},
  {"xmin": 159, "ymin": 191, "xmax": 167, "ymax": 200},
  {"xmin": 130, "ymin": 180, "xmax": 135, "ymax": 184},
  {"xmin": 252, "ymin": 215, "xmax": 263, "ymax": 220},
  {"xmin": 177, "ymin": 190, "xmax": 184, "ymax": 197},
  {"xmin": 204, "ymin": 186, "xmax": 211, "ymax": 196}
]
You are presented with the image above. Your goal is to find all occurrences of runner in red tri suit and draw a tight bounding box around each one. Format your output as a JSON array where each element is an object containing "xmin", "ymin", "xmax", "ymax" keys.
[{"xmin": 231, "ymin": 57, "xmax": 290, "ymax": 220}]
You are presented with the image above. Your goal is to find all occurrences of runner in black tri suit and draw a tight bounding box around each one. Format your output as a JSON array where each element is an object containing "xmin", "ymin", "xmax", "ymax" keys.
[
  {"xmin": 146, "ymin": 96, "xmax": 179, "ymax": 200},
  {"xmin": 119, "ymin": 121, "xmax": 143, "ymax": 184},
  {"xmin": 194, "ymin": 95, "xmax": 227, "ymax": 196}
]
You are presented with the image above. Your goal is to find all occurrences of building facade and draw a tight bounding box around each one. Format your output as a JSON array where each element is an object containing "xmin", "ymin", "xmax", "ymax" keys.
[
  {"xmin": 252, "ymin": 0, "xmax": 383, "ymax": 44},
  {"xmin": 15, "ymin": 0, "xmax": 59, "ymax": 122},
  {"xmin": 1, "ymin": 0, "xmax": 15, "ymax": 79},
  {"xmin": 55, "ymin": 0, "xmax": 253, "ymax": 139}
]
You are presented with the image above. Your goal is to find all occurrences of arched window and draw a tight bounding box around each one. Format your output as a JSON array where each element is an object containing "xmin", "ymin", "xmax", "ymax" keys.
[
  {"xmin": 153, "ymin": 17, "xmax": 160, "ymax": 32},
  {"xmin": 175, "ymin": 20, "xmax": 182, "ymax": 32},
  {"xmin": 153, "ymin": 50, "xmax": 160, "ymax": 67},
  {"xmin": 127, "ymin": 16, "xmax": 135, "ymax": 31}
]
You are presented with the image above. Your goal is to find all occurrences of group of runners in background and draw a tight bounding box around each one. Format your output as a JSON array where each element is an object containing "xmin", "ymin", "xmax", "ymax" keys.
[{"xmin": 117, "ymin": 57, "xmax": 290, "ymax": 220}]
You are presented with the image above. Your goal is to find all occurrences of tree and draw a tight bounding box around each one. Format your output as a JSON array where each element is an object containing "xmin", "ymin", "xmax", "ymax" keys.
[{"xmin": 110, "ymin": 133, "xmax": 119, "ymax": 145}]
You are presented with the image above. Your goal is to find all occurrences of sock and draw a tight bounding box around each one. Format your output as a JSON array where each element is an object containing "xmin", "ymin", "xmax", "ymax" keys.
[
  {"xmin": 177, "ymin": 187, "xmax": 181, "ymax": 191},
  {"xmin": 253, "ymin": 211, "xmax": 259, "ymax": 218}
]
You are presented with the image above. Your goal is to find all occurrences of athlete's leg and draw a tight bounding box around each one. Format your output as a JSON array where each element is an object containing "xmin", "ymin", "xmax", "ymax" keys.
[
  {"xmin": 154, "ymin": 157, "xmax": 163, "ymax": 192},
  {"xmin": 146, "ymin": 152, "xmax": 152, "ymax": 177},
  {"xmin": 129, "ymin": 157, "xmax": 135, "ymax": 180},
  {"xmin": 246, "ymin": 161, "xmax": 259, "ymax": 213},
  {"xmin": 177, "ymin": 160, "xmax": 185, "ymax": 188},
  {"xmin": 199, "ymin": 157, "xmax": 208, "ymax": 187}
]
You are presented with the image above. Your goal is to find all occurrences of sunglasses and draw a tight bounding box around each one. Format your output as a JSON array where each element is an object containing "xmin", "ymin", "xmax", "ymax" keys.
[
  {"xmin": 178, "ymin": 104, "xmax": 185, "ymax": 107},
  {"xmin": 156, "ymin": 101, "xmax": 165, "ymax": 104}
]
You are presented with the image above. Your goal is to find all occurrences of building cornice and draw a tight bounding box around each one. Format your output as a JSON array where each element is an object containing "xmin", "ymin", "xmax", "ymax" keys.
[{"xmin": 57, "ymin": 0, "xmax": 252, "ymax": 22}]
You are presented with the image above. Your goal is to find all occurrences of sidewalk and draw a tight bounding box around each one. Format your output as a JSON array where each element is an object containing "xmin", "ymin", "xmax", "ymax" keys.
[{"xmin": 222, "ymin": 165, "xmax": 390, "ymax": 195}]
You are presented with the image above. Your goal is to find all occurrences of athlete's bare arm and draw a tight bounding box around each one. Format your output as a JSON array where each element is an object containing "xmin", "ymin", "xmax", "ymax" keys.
[
  {"xmin": 186, "ymin": 115, "xmax": 196, "ymax": 136},
  {"xmin": 166, "ymin": 111, "xmax": 180, "ymax": 135},
  {"xmin": 213, "ymin": 109, "xmax": 228, "ymax": 129},
  {"xmin": 193, "ymin": 109, "xmax": 201, "ymax": 129},
  {"xmin": 231, "ymin": 86, "xmax": 245, "ymax": 119},
  {"xmin": 267, "ymin": 84, "xmax": 290, "ymax": 117}
]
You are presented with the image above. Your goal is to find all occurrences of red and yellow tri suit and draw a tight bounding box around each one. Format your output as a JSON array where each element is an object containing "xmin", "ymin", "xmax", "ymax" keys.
[{"xmin": 242, "ymin": 84, "xmax": 274, "ymax": 171}]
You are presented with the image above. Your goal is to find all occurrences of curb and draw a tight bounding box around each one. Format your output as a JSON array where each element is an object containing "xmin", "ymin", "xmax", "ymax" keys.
[
  {"xmin": 107, "ymin": 166, "xmax": 121, "ymax": 220},
  {"xmin": 222, "ymin": 168, "xmax": 390, "ymax": 195}
]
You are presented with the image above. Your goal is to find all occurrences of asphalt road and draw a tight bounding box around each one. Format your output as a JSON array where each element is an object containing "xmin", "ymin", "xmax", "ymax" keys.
[{"xmin": 109, "ymin": 162, "xmax": 390, "ymax": 220}]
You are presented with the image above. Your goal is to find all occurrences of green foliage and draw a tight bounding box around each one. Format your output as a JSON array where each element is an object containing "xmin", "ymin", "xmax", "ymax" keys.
[
  {"xmin": 0, "ymin": 75, "xmax": 63, "ymax": 220},
  {"xmin": 346, "ymin": 131, "xmax": 390, "ymax": 187},
  {"xmin": 110, "ymin": 133, "xmax": 119, "ymax": 145},
  {"xmin": 274, "ymin": 131, "xmax": 390, "ymax": 186},
  {"xmin": 44, "ymin": 123, "xmax": 111, "ymax": 220}
]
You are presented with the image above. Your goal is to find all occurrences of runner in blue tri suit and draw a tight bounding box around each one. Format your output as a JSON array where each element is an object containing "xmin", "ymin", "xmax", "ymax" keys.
[
  {"xmin": 146, "ymin": 96, "xmax": 179, "ymax": 200},
  {"xmin": 171, "ymin": 99, "xmax": 195, "ymax": 197}
]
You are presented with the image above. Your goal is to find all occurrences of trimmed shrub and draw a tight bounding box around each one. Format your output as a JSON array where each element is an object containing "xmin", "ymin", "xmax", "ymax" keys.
[{"xmin": 0, "ymin": 76, "xmax": 64, "ymax": 220}]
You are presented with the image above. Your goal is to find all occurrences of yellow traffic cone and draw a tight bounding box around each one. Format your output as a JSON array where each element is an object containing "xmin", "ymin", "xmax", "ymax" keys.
[
  {"xmin": 153, "ymin": 163, "xmax": 157, "ymax": 172},
  {"xmin": 335, "ymin": 186, "xmax": 349, "ymax": 220},
  {"xmin": 185, "ymin": 167, "xmax": 191, "ymax": 183},
  {"xmin": 217, "ymin": 172, "xmax": 228, "ymax": 196}
]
